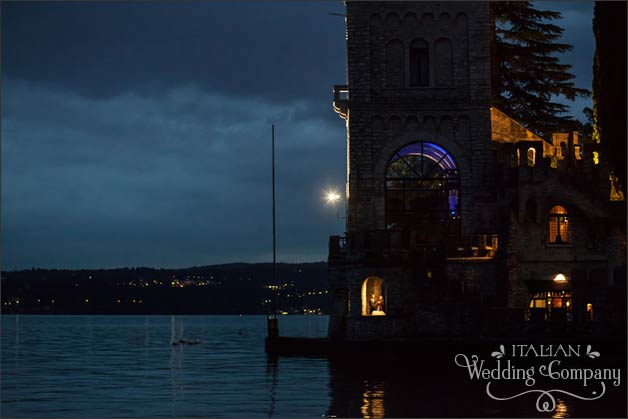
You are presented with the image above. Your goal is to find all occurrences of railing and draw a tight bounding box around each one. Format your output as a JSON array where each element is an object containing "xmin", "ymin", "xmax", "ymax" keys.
[
  {"xmin": 333, "ymin": 85, "xmax": 349, "ymax": 119},
  {"xmin": 329, "ymin": 230, "xmax": 499, "ymax": 262}
]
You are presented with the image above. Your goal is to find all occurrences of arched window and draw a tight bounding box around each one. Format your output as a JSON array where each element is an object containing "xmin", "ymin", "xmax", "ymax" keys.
[
  {"xmin": 548, "ymin": 205, "xmax": 570, "ymax": 244},
  {"xmin": 527, "ymin": 147, "xmax": 536, "ymax": 167},
  {"xmin": 385, "ymin": 142, "xmax": 460, "ymax": 242},
  {"xmin": 409, "ymin": 38, "xmax": 429, "ymax": 86},
  {"xmin": 361, "ymin": 277, "xmax": 385, "ymax": 316},
  {"xmin": 385, "ymin": 39, "xmax": 405, "ymax": 87}
]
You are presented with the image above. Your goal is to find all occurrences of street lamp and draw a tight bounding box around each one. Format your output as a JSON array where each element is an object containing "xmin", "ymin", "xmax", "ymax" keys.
[
  {"xmin": 324, "ymin": 189, "xmax": 346, "ymax": 219},
  {"xmin": 325, "ymin": 190, "xmax": 342, "ymax": 204}
]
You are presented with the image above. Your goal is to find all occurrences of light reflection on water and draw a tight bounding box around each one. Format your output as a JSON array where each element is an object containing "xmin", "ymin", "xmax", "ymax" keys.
[
  {"xmin": 360, "ymin": 380, "xmax": 385, "ymax": 418},
  {"xmin": 1, "ymin": 315, "xmax": 624, "ymax": 418},
  {"xmin": 552, "ymin": 399, "xmax": 569, "ymax": 418}
]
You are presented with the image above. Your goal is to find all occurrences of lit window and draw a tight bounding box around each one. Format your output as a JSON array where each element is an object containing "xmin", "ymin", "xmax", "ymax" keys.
[
  {"xmin": 527, "ymin": 147, "xmax": 536, "ymax": 167},
  {"xmin": 528, "ymin": 291, "xmax": 572, "ymax": 321},
  {"xmin": 586, "ymin": 303, "xmax": 594, "ymax": 321},
  {"xmin": 361, "ymin": 277, "xmax": 385, "ymax": 316},
  {"xmin": 548, "ymin": 205, "xmax": 570, "ymax": 244}
]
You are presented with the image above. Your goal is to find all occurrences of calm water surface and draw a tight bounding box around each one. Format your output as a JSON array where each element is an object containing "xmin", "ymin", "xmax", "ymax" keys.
[
  {"xmin": 2, "ymin": 315, "xmax": 625, "ymax": 418},
  {"xmin": 2, "ymin": 315, "xmax": 329, "ymax": 417}
]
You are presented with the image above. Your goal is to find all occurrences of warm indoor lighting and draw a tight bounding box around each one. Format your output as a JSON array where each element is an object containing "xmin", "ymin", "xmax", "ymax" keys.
[
  {"xmin": 553, "ymin": 273, "xmax": 567, "ymax": 282},
  {"xmin": 325, "ymin": 190, "xmax": 342, "ymax": 204}
]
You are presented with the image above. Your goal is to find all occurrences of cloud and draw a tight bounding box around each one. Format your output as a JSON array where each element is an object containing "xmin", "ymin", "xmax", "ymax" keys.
[
  {"xmin": 1, "ymin": 2, "xmax": 347, "ymax": 107},
  {"xmin": 1, "ymin": 79, "xmax": 346, "ymax": 269}
]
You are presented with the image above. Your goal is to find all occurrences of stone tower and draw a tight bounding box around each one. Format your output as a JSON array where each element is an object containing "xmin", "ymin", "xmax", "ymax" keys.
[
  {"xmin": 327, "ymin": 1, "xmax": 626, "ymax": 341},
  {"xmin": 328, "ymin": 1, "xmax": 499, "ymax": 340}
]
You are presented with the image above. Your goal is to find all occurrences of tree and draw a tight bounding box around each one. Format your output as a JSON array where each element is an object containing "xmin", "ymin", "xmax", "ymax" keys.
[
  {"xmin": 592, "ymin": 1, "xmax": 626, "ymax": 198},
  {"xmin": 490, "ymin": 1, "xmax": 589, "ymax": 139}
]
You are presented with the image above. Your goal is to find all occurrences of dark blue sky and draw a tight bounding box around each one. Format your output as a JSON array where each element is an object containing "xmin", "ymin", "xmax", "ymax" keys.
[{"xmin": 1, "ymin": 1, "xmax": 594, "ymax": 270}]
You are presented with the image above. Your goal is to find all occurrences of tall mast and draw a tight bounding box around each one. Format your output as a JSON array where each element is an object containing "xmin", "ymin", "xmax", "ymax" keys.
[{"xmin": 272, "ymin": 124, "xmax": 277, "ymax": 316}]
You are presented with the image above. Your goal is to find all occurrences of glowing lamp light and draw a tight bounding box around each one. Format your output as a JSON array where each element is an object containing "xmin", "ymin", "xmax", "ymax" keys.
[
  {"xmin": 553, "ymin": 273, "xmax": 567, "ymax": 282},
  {"xmin": 325, "ymin": 190, "xmax": 342, "ymax": 204}
]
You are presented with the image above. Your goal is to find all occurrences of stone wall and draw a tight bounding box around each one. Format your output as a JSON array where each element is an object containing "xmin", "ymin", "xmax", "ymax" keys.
[{"xmin": 344, "ymin": 2, "xmax": 494, "ymax": 239}]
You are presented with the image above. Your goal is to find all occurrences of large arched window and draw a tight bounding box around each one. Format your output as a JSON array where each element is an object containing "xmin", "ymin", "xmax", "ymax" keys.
[
  {"xmin": 385, "ymin": 142, "xmax": 460, "ymax": 242},
  {"xmin": 548, "ymin": 205, "xmax": 570, "ymax": 244}
]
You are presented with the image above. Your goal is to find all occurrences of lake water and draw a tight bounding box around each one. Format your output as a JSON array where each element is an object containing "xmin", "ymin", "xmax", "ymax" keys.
[{"xmin": 1, "ymin": 315, "xmax": 626, "ymax": 418}]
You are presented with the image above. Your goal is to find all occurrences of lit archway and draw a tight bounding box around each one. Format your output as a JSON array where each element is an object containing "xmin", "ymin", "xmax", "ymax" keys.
[
  {"xmin": 361, "ymin": 277, "xmax": 386, "ymax": 316},
  {"xmin": 527, "ymin": 148, "xmax": 536, "ymax": 167}
]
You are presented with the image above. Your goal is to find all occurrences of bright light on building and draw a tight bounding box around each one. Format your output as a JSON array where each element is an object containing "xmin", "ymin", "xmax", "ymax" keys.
[
  {"xmin": 325, "ymin": 190, "xmax": 342, "ymax": 204},
  {"xmin": 553, "ymin": 273, "xmax": 567, "ymax": 282}
]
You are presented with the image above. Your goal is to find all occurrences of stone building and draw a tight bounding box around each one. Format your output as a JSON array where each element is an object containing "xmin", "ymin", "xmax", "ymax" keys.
[{"xmin": 327, "ymin": 1, "xmax": 626, "ymax": 340}]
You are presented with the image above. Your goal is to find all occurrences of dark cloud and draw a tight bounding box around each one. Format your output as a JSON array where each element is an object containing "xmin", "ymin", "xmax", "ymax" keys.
[
  {"xmin": 1, "ymin": 80, "xmax": 345, "ymax": 269},
  {"xmin": 1, "ymin": 2, "xmax": 347, "ymax": 107},
  {"xmin": 1, "ymin": 2, "xmax": 596, "ymax": 269}
]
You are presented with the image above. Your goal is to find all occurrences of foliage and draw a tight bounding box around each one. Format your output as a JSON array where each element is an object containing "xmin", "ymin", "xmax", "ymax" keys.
[{"xmin": 490, "ymin": 1, "xmax": 590, "ymax": 138}]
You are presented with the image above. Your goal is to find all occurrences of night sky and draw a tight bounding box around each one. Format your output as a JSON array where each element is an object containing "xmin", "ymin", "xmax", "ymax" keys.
[{"xmin": 1, "ymin": 1, "xmax": 594, "ymax": 270}]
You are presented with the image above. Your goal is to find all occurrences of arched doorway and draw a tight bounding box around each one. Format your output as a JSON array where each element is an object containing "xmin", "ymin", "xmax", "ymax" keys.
[
  {"xmin": 361, "ymin": 277, "xmax": 386, "ymax": 316},
  {"xmin": 385, "ymin": 141, "xmax": 460, "ymax": 243}
]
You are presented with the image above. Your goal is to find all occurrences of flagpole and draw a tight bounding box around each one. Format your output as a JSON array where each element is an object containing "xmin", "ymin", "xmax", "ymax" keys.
[
  {"xmin": 272, "ymin": 124, "xmax": 277, "ymax": 317},
  {"xmin": 267, "ymin": 124, "xmax": 279, "ymax": 340}
]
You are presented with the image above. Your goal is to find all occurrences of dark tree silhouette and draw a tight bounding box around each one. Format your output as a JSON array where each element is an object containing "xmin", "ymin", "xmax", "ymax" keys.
[
  {"xmin": 490, "ymin": 1, "xmax": 590, "ymax": 138},
  {"xmin": 593, "ymin": 1, "xmax": 627, "ymax": 197}
]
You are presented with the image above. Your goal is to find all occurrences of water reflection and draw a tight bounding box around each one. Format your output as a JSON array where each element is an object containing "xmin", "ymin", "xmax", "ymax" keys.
[
  {"xmin": 265, "ymin": 355, "xmax": 278, "ymax": 418},
  {"xmin": 553, "ymin": 399, "xmax": 569, "ymax": 418},
  {"xmin": 1, "ymin": 316, "xmax": 624, "ymax": 418},
  {"xmin": 360, "ymin": 380, "xmax": 385, "ymax": 418},
  {"xmin": 324, "ymin": 350, "xmax": 600, "ymax": 418}
]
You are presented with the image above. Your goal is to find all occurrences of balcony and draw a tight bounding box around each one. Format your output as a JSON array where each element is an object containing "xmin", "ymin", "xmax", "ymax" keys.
[
  {"xmin": 333, "ymin": 85, "xmax": 349, "ymax": 119},
  {"xmin": 329, "ymin": 230, "xmax": 499, "ymax": 265}
]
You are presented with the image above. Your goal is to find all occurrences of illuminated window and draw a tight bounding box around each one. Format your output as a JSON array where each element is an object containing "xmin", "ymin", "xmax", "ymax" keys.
[
  {"xmin": 409, "ymin": 38, "xmax": 429, "ymax": 86},
  {"xmin": 385, "ymin": 142, "xmax": 460, "ymax": 242},
  {"xmin": 593, "ymin": 151, "xmax": 599, "ymax": 165},
  {"xmin": 528, "ymin": 291, "xmax": 572, "ymax": 321},
  {"xmin": 527, "ymin": 147, "xmax": 536, "ymax": 167},
  {"xmin": 586, "ymin": 303, "xmax": 594, "ymax": 321},
  {"xmin": 548, "ymin": 206, "xmax": 570, "ymax": 244},
  {"xmin": 361, "ymin": 277, "xmax": 385, "ymax": 316}
]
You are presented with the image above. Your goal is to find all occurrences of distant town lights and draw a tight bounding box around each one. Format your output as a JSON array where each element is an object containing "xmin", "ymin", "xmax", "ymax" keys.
[{"xmin": 553, "ymin": 273, "xmax": 567, "ymax": 282}]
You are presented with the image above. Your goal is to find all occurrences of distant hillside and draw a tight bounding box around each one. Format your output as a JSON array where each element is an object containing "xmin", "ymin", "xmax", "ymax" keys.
[{"xmin": 0, "ymin": 262, "xmax": 329, "ymax": 315}]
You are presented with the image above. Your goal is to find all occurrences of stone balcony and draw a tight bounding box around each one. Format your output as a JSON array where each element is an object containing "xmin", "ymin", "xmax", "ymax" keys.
[{"xmin": 329, "ymin": 230, "xmax": 499, "ymax": 266}]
